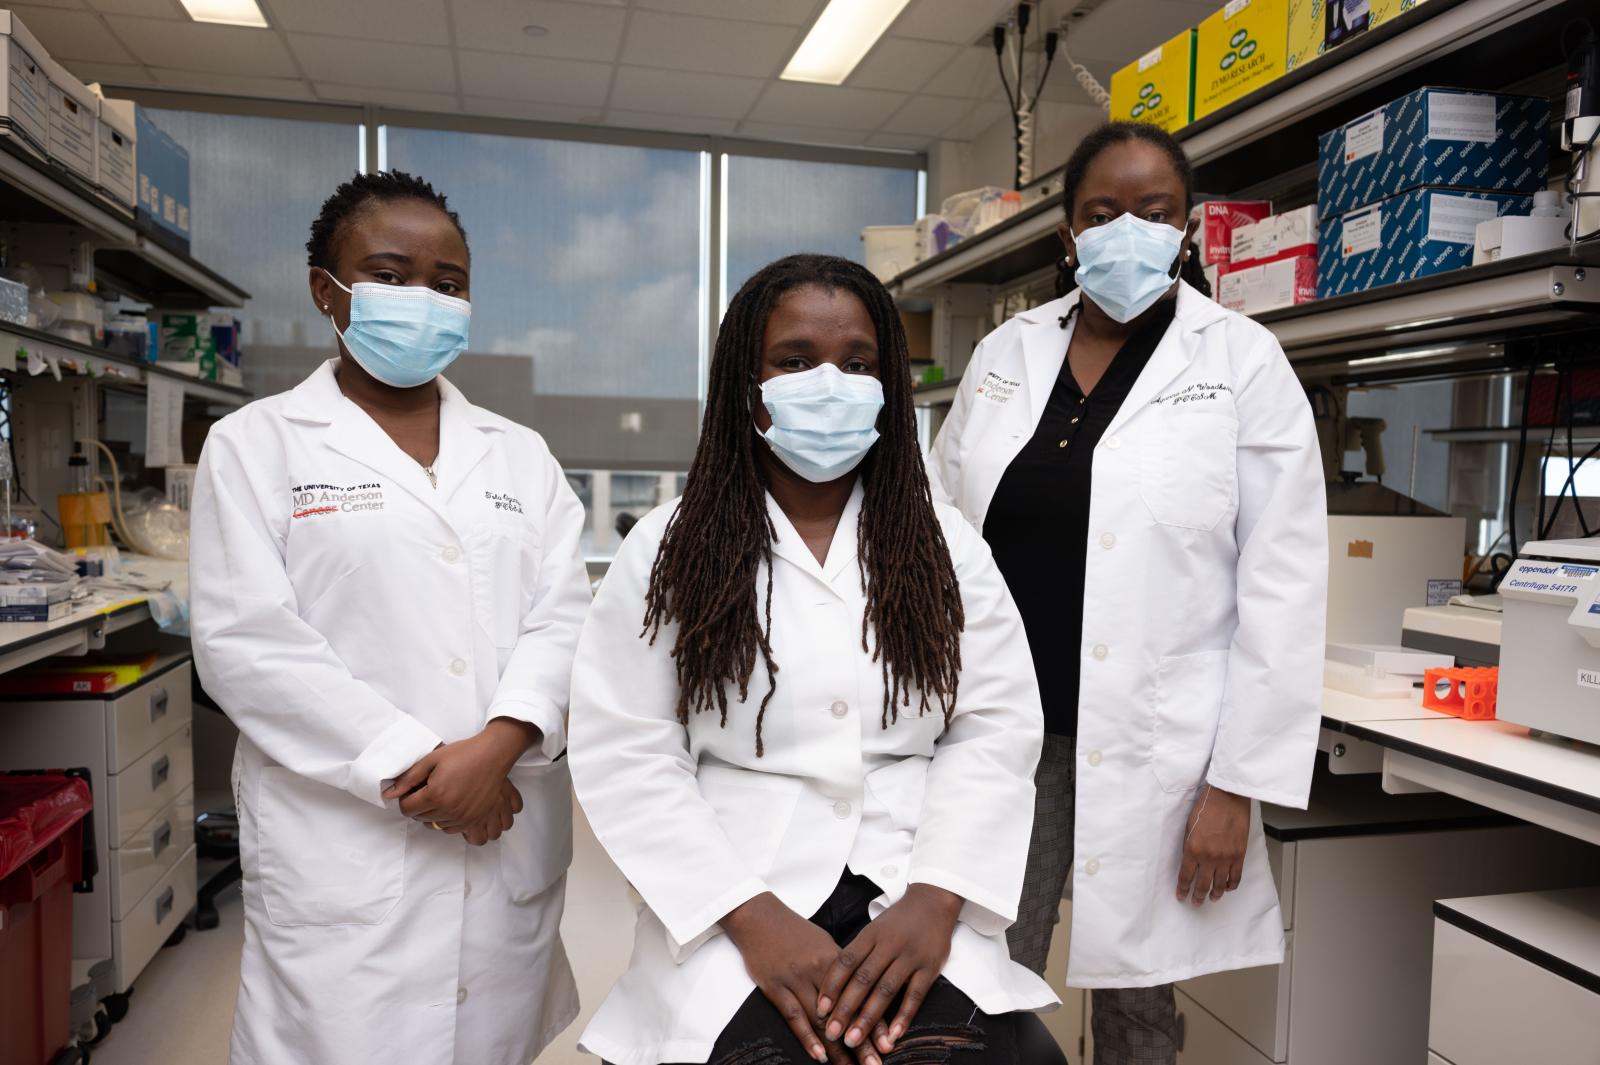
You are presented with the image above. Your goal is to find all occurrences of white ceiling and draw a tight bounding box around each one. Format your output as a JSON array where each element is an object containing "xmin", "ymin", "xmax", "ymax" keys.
[{"xmin": 29, "ymin": 0, "xmax": 1221, "ymax": 150}]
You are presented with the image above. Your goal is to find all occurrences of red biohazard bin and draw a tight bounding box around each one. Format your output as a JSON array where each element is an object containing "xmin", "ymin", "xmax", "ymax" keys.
[{"xmin": 0, "ymin": 773, "xmax": 93, "ymax": 1065}]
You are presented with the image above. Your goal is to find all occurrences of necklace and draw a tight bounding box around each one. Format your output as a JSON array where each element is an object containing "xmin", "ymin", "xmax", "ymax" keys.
[{"xmin": 422, "ymin": 464, "xmax": 437, "ymax": 489}]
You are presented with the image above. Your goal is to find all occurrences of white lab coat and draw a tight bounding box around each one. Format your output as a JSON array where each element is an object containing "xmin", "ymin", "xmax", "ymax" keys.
[
  {"xmin": 927, "ymin": 283, "xmax": 1327, "ymax": 988},
  {"xmin": 189, "ymin": 360, "xmax": 590, "ymax": 1065},
  {"xmin": 569, "ymin": 485, "xmax": 1059, "ymax": 1065}
]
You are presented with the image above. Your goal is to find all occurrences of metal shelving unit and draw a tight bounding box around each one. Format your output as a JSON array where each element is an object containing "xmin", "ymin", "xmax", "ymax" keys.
[
  {"xmin": 886, "ymin": 0, "xmax": 1594, "ymax": 392},
  {"xmin": 1, "ymin": 322, "xmax": 250, "ymax": 407},
  {"xmin": 0, "ymin": 138, "xmax": 248, "ymax": 309}
]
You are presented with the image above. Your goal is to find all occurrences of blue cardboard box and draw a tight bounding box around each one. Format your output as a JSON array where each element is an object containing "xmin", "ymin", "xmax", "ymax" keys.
[
  {"xmin": 134, "ymin": 107, "xmax": 190, "ymax": 253},
  {"xmin": 1317, "ymin": 88, "xmax": 1549, "ymax": 219},
  {"xmin": 1318, "ymin": 187, "xmax": 1531, "ymax": 298}
]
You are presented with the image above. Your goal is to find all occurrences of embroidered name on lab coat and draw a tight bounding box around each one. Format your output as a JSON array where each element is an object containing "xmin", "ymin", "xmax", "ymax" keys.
[
  {"xmin": 1151, "ymin": 382, "xmax": 1232, "ymax": 407},
  {"xmin": 485, "ymin": 491, "xmax": 524, "ymax": 514},
  {"xmin": 291, "ymin": 482, "xmax": 386, "ymax": 518},
  {"xmin": 976, "ymin": 371, "xmax": 1021, "ymax": 404}
]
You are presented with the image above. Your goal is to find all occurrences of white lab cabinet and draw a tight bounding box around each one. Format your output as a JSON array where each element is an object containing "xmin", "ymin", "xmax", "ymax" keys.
[
  {"xmin": 1428, "ymin": 888, "xmax": 1600, "ymax": 1065},
  {"xmin": 0, "ymin": 657, "xmax": 197, "ymax": 993},
  {"xmin": 1175, "ymin": 770, "xmax": 1600, "ymax": 1065}
]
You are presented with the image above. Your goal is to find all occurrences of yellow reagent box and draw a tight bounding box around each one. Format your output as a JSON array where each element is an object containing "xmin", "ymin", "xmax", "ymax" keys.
[
  {"xmin": 1286, "ymin": 0, "xmax": 1324, "ymax": 73},
  {"xmin": 1110, "ymin": 30, "xmax": 1197, "ymax": 133},
  {"xmin": 1195, "ymin": 0, "xmax": 1289, "ymax": 120}
]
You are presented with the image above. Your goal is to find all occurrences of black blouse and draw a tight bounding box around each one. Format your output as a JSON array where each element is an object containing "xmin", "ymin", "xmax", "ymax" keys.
[{"xmin": 981, "ymin": 296, "xmax": 1178, "ymax": 736}]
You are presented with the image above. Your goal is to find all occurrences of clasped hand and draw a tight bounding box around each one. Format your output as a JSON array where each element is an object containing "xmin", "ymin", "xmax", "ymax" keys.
[
  {"xmin": 382, "ymin": 718, "xmax": 540, "ymax": 845},
  {"xmin": 723, "ymin": 884, "xmax": 962, "ymax": 1065}
]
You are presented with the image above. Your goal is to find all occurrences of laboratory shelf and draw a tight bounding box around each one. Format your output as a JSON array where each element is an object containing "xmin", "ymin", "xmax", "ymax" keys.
[
  {"xmin": 910, "ymin": 374, "xmax": 963, "ymax": 408},
  {"xmin": 0, "ymin": 138, "xmax": 248, "ymax": 309},
  {"xmin": 886, "ymin": 0, "xmax": 1586, "ymax": 302},
  {"xmin": 0, "ymin": 321, "xmax": 252, "ymax": 407},
  {"xmin": 0, "ymin": 601, "xmax": 151, "ymax": 677}
]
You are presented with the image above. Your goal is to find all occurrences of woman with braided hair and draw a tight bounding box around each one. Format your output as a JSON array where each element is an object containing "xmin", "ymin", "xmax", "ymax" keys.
[{"xmin": 570, "ymin": 254, "xmax": 1063, "ymax": 1065}]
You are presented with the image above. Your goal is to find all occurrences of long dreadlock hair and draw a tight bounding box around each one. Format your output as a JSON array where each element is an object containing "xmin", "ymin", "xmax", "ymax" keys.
[
  {"xmin": 642, "ymin": 254, "xmax": 964, "ymax": 756},
  {"xmin": 1054, "ymin": 122, "xmax": 1213, "ymax": 300}
]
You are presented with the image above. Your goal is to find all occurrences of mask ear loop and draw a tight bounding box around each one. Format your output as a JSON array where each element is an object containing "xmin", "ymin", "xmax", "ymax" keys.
[{"xmin": 318, "ymin": 268, "xmax": 355, "ymax": 345}]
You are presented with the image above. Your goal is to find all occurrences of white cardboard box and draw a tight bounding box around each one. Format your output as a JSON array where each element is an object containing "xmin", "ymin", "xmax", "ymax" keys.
[
  {"xmin": 1472, "ymin": 215, "xmax": 1569, "ymax": 265},
  {"xmin": 91, "ymin": 86, "xmax": 136, "ymax": 210},
  {"xmin": 44, "ymin": 54, "xmax": 95, "ymax": 183},
  {"xmin": 0, "ymin": 10, "xmax": 49, "ymax": 159},
  {"xmin": 1219, "ymin": 255, "xmax": 1317, "ymax": 315}
]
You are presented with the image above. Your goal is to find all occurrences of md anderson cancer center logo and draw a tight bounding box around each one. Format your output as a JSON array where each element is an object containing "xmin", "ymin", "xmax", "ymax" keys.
[{"xmin": 292, "ymin": 482, "xmax": 386, "ymax": 519}]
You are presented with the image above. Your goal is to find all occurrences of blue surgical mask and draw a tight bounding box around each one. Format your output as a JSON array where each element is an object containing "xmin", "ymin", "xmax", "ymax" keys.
[
  {"xmin": 1070, "ymin": 213, "xmax": 1186, "ymax": 323},
  {"xmin": 759, "ymin": 364, "xmax": 884, "ymax": 483},
  {"xmin": 322, "ymin": 270, "xmax": 470, "ymax": 388}
]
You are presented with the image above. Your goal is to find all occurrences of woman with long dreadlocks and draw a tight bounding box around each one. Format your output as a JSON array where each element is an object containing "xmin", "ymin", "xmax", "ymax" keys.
[{"xmin": 569, "ymin": 254, "xmax": 1062, "ymax": 1065}]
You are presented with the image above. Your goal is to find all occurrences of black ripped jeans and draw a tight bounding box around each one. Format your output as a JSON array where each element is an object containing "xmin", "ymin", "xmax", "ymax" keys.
[{"xmin": 645, "ymin": 872, "xmax": 1069, "ymax": 1065}]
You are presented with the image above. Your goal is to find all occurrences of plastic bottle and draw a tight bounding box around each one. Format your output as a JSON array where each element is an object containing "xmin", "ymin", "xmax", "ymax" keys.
[{"xmin": 1531, "ymin": 190, "xmax": 1567, "ymax": 218}]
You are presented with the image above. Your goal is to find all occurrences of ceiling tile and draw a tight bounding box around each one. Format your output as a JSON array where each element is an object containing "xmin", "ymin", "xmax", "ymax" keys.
[
  {"xmin": 863, "ymin": 131, "xmax": 933, "ymax": 151},
  {"xmin": 608, "ymin": 66, "xmax": 763, "ymax": 120},
  {"xmin": 457, "ymin": 52, "xmax": 611, "ymax": 106},
  {"xmin": 735, "ymin": 120, "xmax": 870, "ymax": 148},
  {"xmin": 620, "ymin": 10, "xmax": 797, "ymax": 79},
  {"xmin": 59, "ymin": 60, "xmax": 152, "ymax": 87},
  {"xmin": 452, "ymin": 0, "xmax": 625, "ymax": 63},
  {"xmin": 920, "ymin": 46, "xmax": 1007, "ymax": 101},
  {"xmin": 747, "ymin": 81, "xmax": 904, "ymax": 131},
  {"xmin": 84, "ymin": 0, "xmax": 183, "ymax": 15},
  {"xmin": 942, "ymin": 100, "xmax": 1008, "ymax": 141},
  {"xmin": 314, "ymin": 83, "xmax": 459, "ymax": 114},
  {"xmin": 632, "ymin": 0, "xmax": 821, "ymax": 24},
  {"xmin": 879, "ymin": 93, "xmax": 973, "ymax": 136},
  {"xmin": 7, "ymin": 5, "xmax": 134, "ymax": 62},
  {"xmin": 848, "ymin": 37, "xmax": 959, "ymax": 93},
  {"xmin": 288, "ymin": 35, "xmax": 456, "ymax": 92},
  {"xmin": 891, "ymin": 0, "xmax": 1009, "ymax": 44},
  {"xmin": 148, "ymin": 67, "xmax": 314, "ymax": 99},
  {"xmin": 460, "ymin": 97, "xmax": 603, "ymax": 125},
  {"xmin": 105, "ymin": 15, "xmax": 299, "ymax": 75},
  {"xmin": 263, "ymin": 0, "xmax": 448, "ymax": 44},
  {"xmin": 606, "ymin": 108, "xmax": 738, "ymax": 136}
]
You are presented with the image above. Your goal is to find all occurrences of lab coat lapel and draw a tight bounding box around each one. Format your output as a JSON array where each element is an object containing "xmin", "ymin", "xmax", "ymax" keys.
[
  {"xmin": 433, "ymin": 376, "xmax": 493, "ymax": 504},
  {"xmin": 1103, "ymin": 282, "xmax": 1223, "ymax": 439},
  {"xmin": 303, "ymin": 362, "xmax": 455, "ymax": 528},
  {"xmin": 1019, "ymin": 292, "xmax": 1078, "ymax": 431},
  {"xmin": 763, "ymin": 481, "xmax": 864, "ymax": 598}
]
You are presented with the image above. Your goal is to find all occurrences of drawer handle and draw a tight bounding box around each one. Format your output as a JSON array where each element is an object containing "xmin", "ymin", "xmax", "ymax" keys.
[
  {"xmin": 150, "ymin": 688, "xmax": 169, "ymax": 722},
  {"xmin": 155, "ymin": 886, "xmax": 175, "ymax": 924},
  {"xmin": 1175, "ymin": 1011, "xmax": 1186, "ymax": 1053},
  {"xmin": 151, "ymin": 755, "xmax": 170, "ymax": 790},
  {"xmin": 152, "ymin": 820, "xmax": 172, "ymax": 860}
]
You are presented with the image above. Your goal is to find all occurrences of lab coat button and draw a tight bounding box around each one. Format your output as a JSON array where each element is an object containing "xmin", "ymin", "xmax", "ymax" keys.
[
  {"xmin": 881, "ymin": 865, "xmax": 898, "ymax": 879},
  {"xmin": 1091, "ymin": 644, "xmax": 1108, "ymax": 661},
  {"xmin": 833, "ymin": 801, "xmax": 852, "ymax": 820},
  {"xmin": 448, "ymin": 657, "xmax": 467, "ymax": 676},
  {"xmin": 1086, "ymin": 858, "xmax": 1101, "ymax": 876},
  {"xmin": 457, "ymin": 987, "xmax": 468, "ymax": 1004},
  {"xmin": 1105, "ymin": 436, "xmax": 1122, "ymax": 450},
  {"xmin": 830, "ymin": 700, "xmax": 848, "ymax": 718},
  {"xmin": 441, "ymin": 546, "xmax": 460, "ymax": 564},
  {"xmin": 1087, "ymin": 750, "xmax": 1103, "ymax": 767},
  {"xmin": 1099, "ymin": 533, "xmax": 1116, "ymax": 549}
]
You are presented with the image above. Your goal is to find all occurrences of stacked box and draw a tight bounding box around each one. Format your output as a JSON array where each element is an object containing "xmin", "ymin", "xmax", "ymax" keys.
[
  {"xmin": 1199, "ymin": 200, "xmax": 1272, "ymax": 265},
  {"xmin": 1289, "ymin": 0, "xmax": 1431, "ymax": 74},
  {"xmin": 1195, "ymin": 0, "xmax": 1288, "ymax": 120},
  {"xmin": 156, "ymin": 310, "xmax": 218, "ymax": 381},
  {"xmin": 1317, "ymin": 89, "xmax": 1550, "ymax": 219},
  {"xmin": 1111, "ymin": 30, "xmax": 1197, "ymax": 133},
  {"xmin": 1318, "ymin": 188, "xmax": 1531, "ymax": 298},
  {"xmin": 0, "ymin": 11, "xmax": 48, "ymax": 159},
  {"xmin": 91, "ymin": 88, "xmax": 136, "ymax": 211},
  {"xmin": 135, "ymin": 107, "xmax": 191, "ymax": 253},
  {"xmin": 1219, "ymin": 255, "xmax": 1317, "ymax": 313},
  {"xmin": 44, "ymin": 56, "xmax": 95, "ymax": 184}
]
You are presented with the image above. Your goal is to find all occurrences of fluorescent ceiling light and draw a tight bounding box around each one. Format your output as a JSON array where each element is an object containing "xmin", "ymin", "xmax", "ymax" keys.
[
  {"xmin": 781, "ymin": 0, "xmax": 914, "ymax": 85},
  {"xmin": 179, "ymin": 0, "xmax": 268, "ymax": 28}
]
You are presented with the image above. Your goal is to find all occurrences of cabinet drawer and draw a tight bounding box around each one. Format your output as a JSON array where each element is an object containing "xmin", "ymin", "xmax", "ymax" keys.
[
  {"xmin": 1428, "ymin": 918, "xmax": 1600, "ymax": 1065},
  {"xmin": 111, "ymin": 724, "xmax": 193, "ymax": 846},
  {"xmin": 112, "ymin": 845, "xmax": 195, "ymax": 994},
  {"xmin": 113, "ymin": 787, "xmax": 194, "ymax": 921},
  {"xmin": 108, "ymin": 662, "xmax": 192, "ymax": 773},
  {"xmin": 1178, "ymin": 936, "xmax": 1290, "ymax": 1062},
  {"xmin": 1174, "ymin": 988, "xmax": 1276, "ymax": 1065}
]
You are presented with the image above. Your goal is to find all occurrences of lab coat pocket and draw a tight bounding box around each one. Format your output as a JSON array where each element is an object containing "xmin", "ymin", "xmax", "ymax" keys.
[
  {"xmin": 1151, "ymin": 650, "xmax": 1228, "ymax": 794},
  {"xmin": 466, "ymin": 520, "xmax": 541, "ymax": 649},
  {"xmin": 695, "ymin": 765, "xmax": 802, "ymax": 878},
  {"xmin": 500, "ymin": 760, "xmax": 574, "ymax": 903},
  {"xmin": 256, "ymin": 767, "xmax": 405, "ymax": 926},
  {"xmin": 864, "ymin": 755, "xmax": 931, "ymax": 832},
  {"xmin": 1138, "ymin": 412, "xmax": 1238, "ymax": 531}
]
